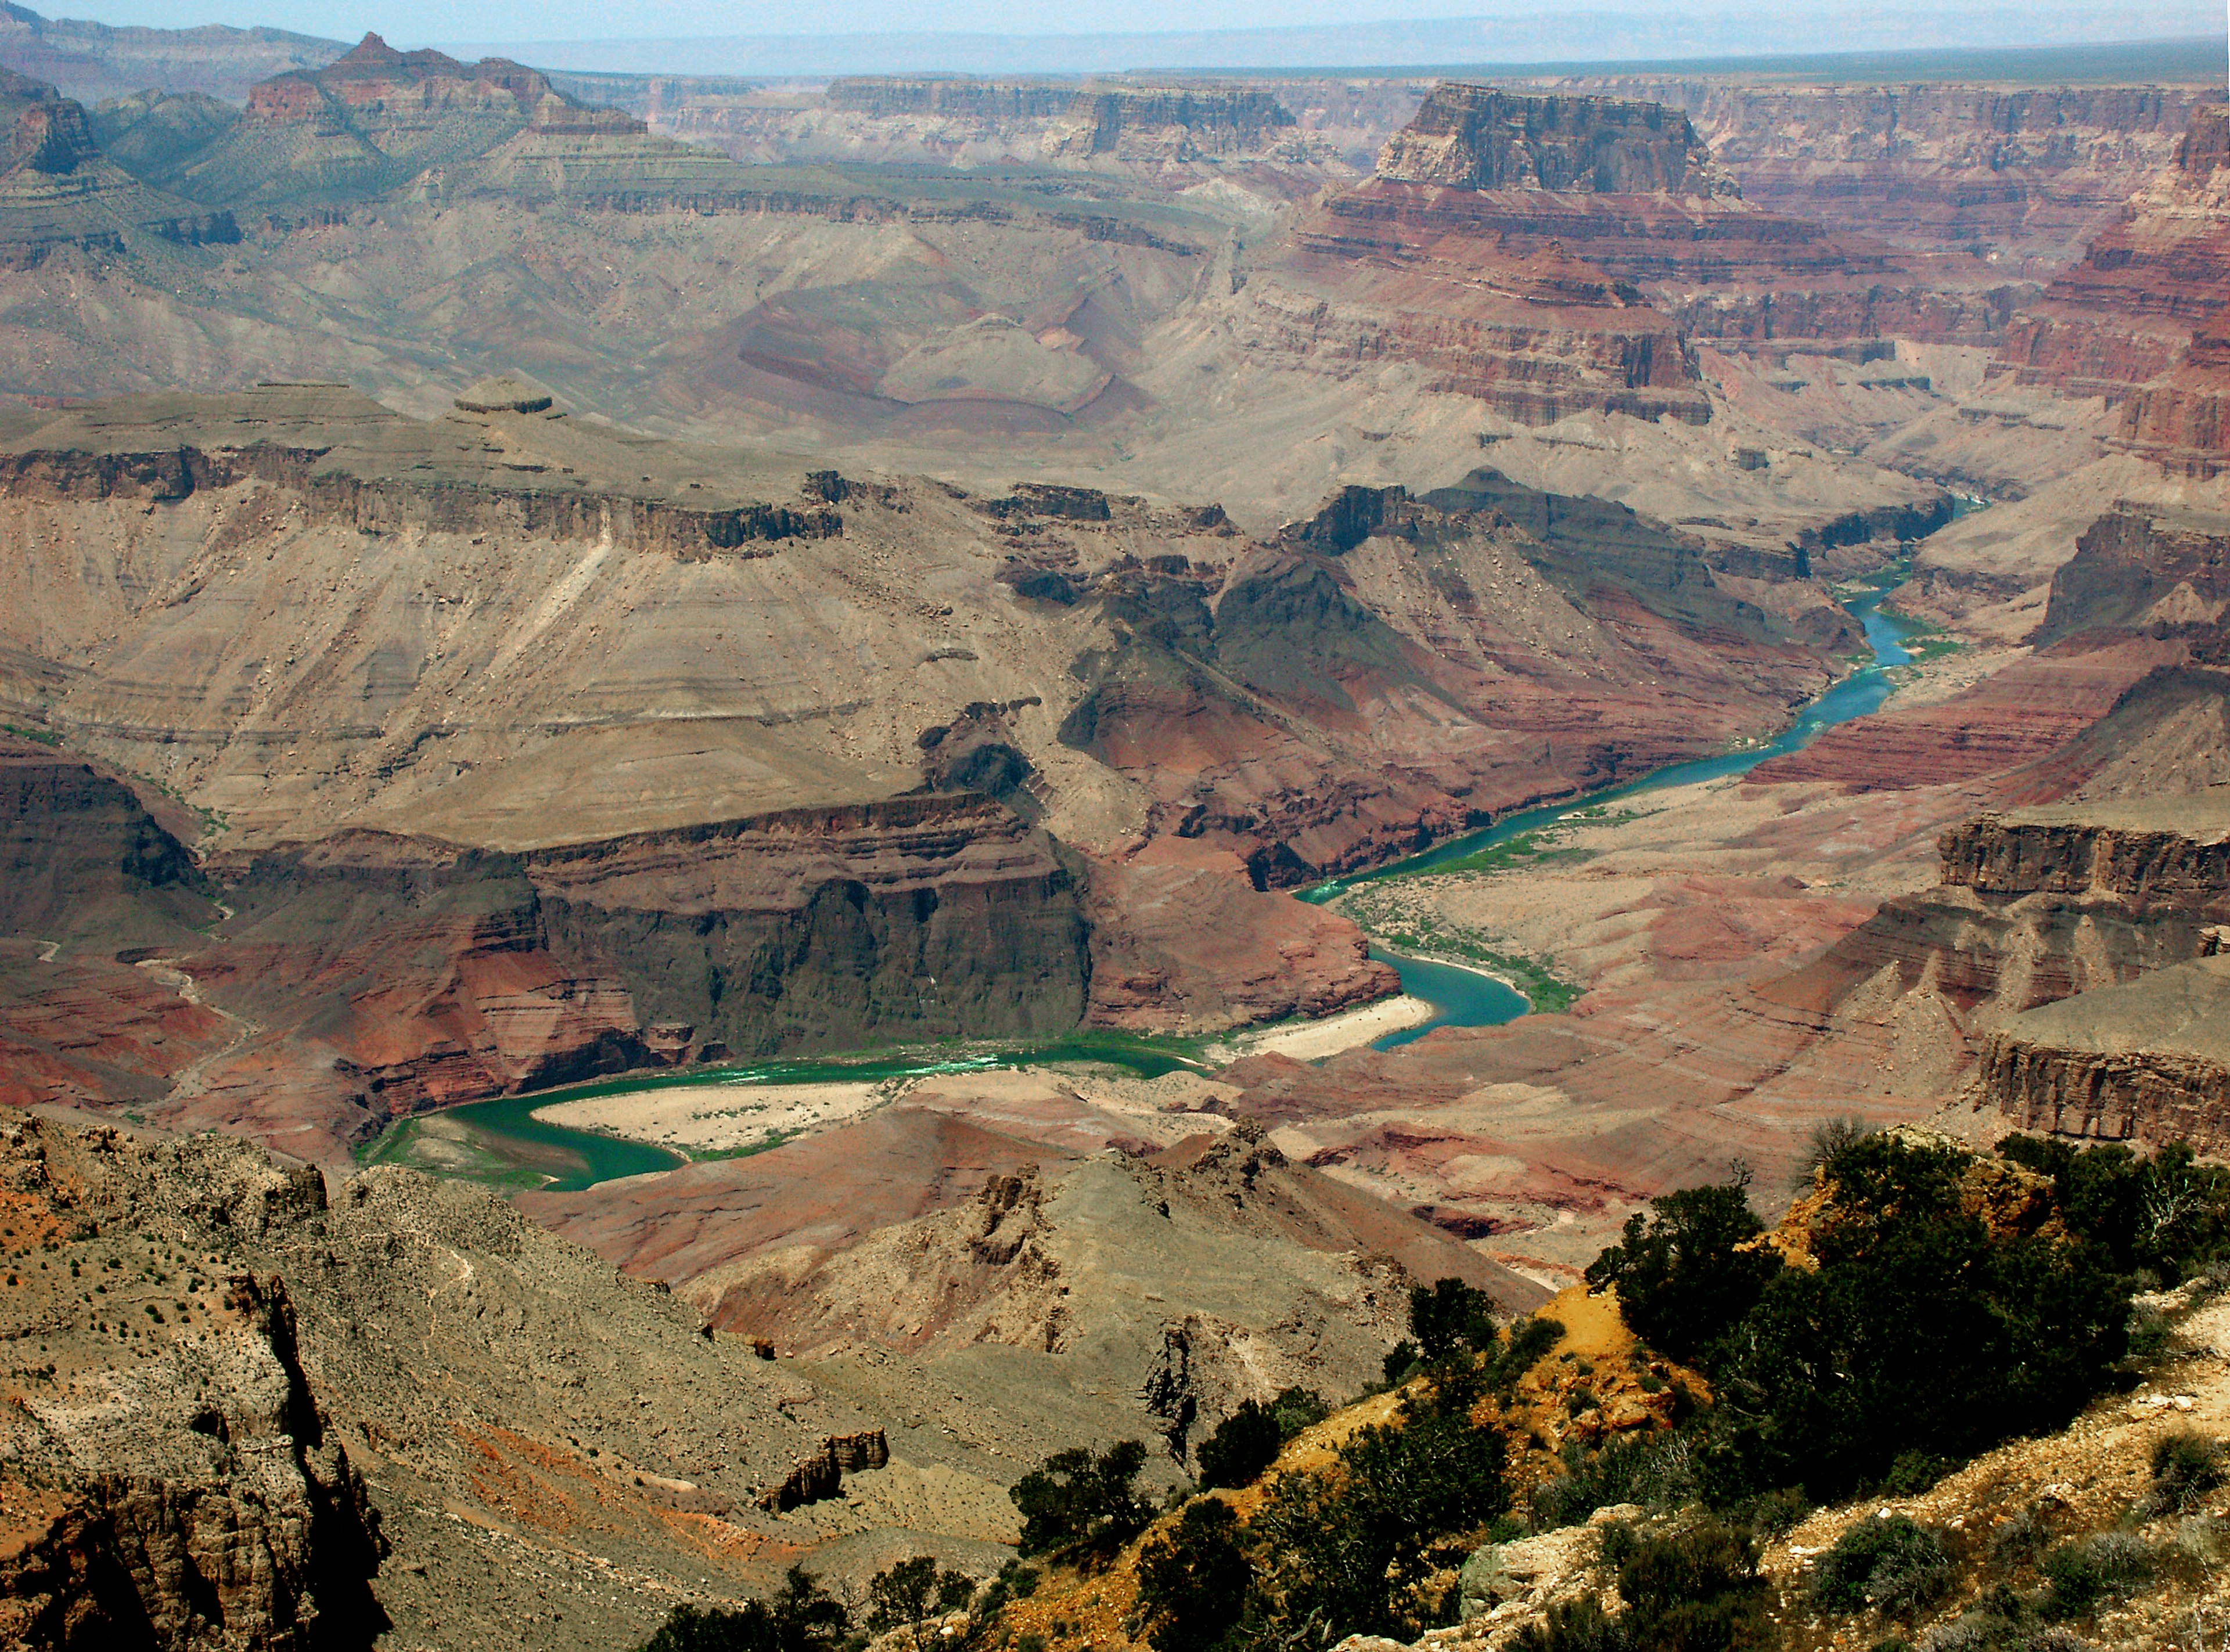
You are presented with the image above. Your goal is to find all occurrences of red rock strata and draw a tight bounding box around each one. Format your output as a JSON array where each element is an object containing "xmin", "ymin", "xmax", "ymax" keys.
[
  {"xmin": 1745, "ymin": 639, "xmax": 2179, "ymax": 793},
  {"xmin": 1257, "ymin": 84, "xmax": 2017, "ymax": 424},
  {"xmin": 247, "ymin": 32, "xmax": 637, "ymax": 132},
  {"xmin": 1573, "ymin": 79, "xmax": 2199, "ymax": 278},
  {"xmin": 1993, "ymin": 105, "xmax": 2230, "ymax": 472}
]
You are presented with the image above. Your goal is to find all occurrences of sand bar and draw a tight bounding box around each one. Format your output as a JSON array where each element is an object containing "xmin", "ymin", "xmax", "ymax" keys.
[
  {"xmin": 1206, "ymin": 994, "xmax": 1434, "ymax": 1063},
  {"xmin": 534, "ymin": 1078, "xmax": 890, "ymax": 1153}
]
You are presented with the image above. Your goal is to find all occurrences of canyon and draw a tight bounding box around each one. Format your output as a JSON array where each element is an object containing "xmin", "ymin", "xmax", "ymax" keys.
[{"xmin": 0, "ymin": 15, "xmax": 2224, "ymax": 1644}]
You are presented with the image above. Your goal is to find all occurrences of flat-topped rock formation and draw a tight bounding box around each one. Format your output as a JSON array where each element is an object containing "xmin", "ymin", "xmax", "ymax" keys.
[
  {"xmin": 0, "ymin": 4, "xmax": 344, "ymax": 105},
  {"xmin": 606, "ymin": 74, "xmax": 1314, "ymax": 177},
  {"xmin": 1976, "ymin": 955, "xmax": 2230, "ymax": 1150},
  {"xmin": 1375, "ymin": 87, "xmax": 1738, "ymax": 196},
  {"xmin": 1564, "ymin": 78, "xmax": 2200, "ymax": 278}
]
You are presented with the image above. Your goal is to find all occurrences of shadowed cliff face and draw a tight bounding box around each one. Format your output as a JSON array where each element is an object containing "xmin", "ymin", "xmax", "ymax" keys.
[
  {"xmin": 174, "ymin": 797, "xmax": 1090, "ymax": 1157},
  {"xmin": 0, "ymin": 742, "xmax": 215, "ymax": 944}
]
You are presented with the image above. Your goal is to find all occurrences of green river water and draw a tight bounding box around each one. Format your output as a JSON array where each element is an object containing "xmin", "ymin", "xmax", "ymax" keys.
[{"xmin": 374, "ymin": 585, "xmax": 1923, "ymax": 1192}]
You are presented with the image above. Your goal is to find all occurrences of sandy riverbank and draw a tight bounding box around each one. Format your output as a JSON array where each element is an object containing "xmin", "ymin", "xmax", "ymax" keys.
[
  {"xmin": 533, "ymin": 1078, "xmax": 893, "ymax": 1154},
  {"xmin": 1204, "ymin": 994, "xmax": 1435, "ymax": 1063}
]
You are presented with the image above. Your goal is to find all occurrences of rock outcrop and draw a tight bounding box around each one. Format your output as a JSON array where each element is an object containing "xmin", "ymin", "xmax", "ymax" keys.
[
  {"xmin": 1375, "ymin": 87, "xmax": 1736, "ymax": 197},
  {"xmin": 1973, "ymin": 955, "xmax": 2230, "ymax": 1151},
  {"xmin": 2035, "ymin": 503, "xmax": 2230, "ymax": 645},
  {"xmin": 0, "ymin": 1122, "xmax": 386, "ymax": 1649},
  {"xmin": 1992, "ymin": 103, "xmax": 2230, "ymax": 474},
  {"xmin": 168, "ymin": 795, "xmax": 1088, "ymax": 1160},
  {"xmin": 1577, "ymin": 78, "xmax": 2199, "ymax": 278}
]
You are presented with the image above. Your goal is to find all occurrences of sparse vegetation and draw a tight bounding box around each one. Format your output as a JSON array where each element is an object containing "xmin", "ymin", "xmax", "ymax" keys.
[
  {"xmin": 2145, "ymin": 1430, "xmax": 2225, "ymax": 1515},
  {"xmin": 1516, "ymin": 1518, "xmax": 1769, "ymax": 1651},
  {"xmin": 1809, "ymin": 1517, "xmax": 1956, "ymax": 1620},
  {"xmin": 1195, "ymin": 1387, "xmax": 1327, "ymax": 1489},
  {"xmin": 639, "ymin": 1567, "xmax": 850, "ymax": 1652},
  {"xmin": 1013, "ymin": 1440, "xmax": 1156, "ymax": 1563}
]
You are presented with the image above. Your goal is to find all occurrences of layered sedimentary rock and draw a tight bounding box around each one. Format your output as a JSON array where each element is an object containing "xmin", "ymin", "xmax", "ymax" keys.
[
  {"xmin": 0, "ymin": 66, "xmax": 236, "ymax": 265},
  {"xmin": 1573, "ymin": 78, "xmax": 2199, "ymax": 278},
  {"xmin": 165, "ymin": 795, "xmax": 1088, "ymax": 1159},
  {"xmin": 0, "ymin": 6, "xmax": 344, "ymax": 105},
  {"xmin": 1375, "ymin": 87, "xmax": 1737, "ymax": 196},
  {"xmin": 0, "ymin": 1113, "xmax": 922, "ymax": 1647},
  {"xmin": 0, "ymin": 1123, "xmax": 385, "ymax": 1649},
  {"xmin": 1991, "ymin": 103, "xmax": 2230, "ymax": 473},
  {"xmin": 2036, "ymin": 503, "xmax": 2230, "ymax": 644},
  {"xmin": 1973, "ymin": 956, "xmax": 2230, "ymax": 1151},
  {"xmin": 600, "ymin": 74, "xmax": 1313, "ymax": 177},
  {"xmin": 528, "ymin": 1108, "xmax": 1541, "ymax": 1464},
  {"xmin": 1246, "ymin": 84, "xmax": 2013, "ymax": 429}
]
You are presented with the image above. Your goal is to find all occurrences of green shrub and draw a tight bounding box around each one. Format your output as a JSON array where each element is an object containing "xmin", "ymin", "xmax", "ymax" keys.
[
  {"xmin": 2039, "ymin": 1532, "xmax": 2154, "ymax": 1619},
  {"xmin": 1486, "ymin": 1315, "xmax": 1564, "ymax": 1393},
  {"xmin": 1700, "ymin": 1136, "xmax": 2128, "ymax": 1501},
  {"xmin": 642, "ymin": 1568, "xmax": 849, "ymax": 1652},
  {"xmin": 1584, "ymin": 1179, "xmax": 1784, "ymax": 1365},
  {"xmin": 1512, "ymin": 1596, "xmax": 1629, "ymax": 1652},
  {"xmin": 2145, "ymin": 1429, "xmax": 2224, "ymax": 1514},
  {"xmin": 1270, "ymin": 1387, "xmax": 1328, "ymax": 1436},
  {"xmin": 1808, "ymin": 1517, "xmax": 1954, "ymax": 1619},
  {"xmin": 1546, "ymin": 1518, "xmax": 1772, "ymax": 1652},
  {"xmin": 1195, "ymin": 1390, "xmax": 1330, "ymax": 1490},
  {"xmin": 1135, "ymin": 1498, "xmax": 1252, "ymax": 1652},
  {"xmin": 1530, "ymin": 1428, "xmax": 1701, "ymax": 1531},
  {"xmin": 866, "ymin": 1556, "xmax": 979, "ymax": 1652},
  {"xmin": 1197, "ymin": 1402, "xmax": 1284, "ymax": 1489},
  {"xmin": 1251, "ymin": 1393, "xmax": 1509, "ymax": 1640},
  {"xmin": 1995, "ymin": 1136, "xmax": 2230, "ymax": 1285},
  {"xmin": 1411, "ymin": 1276, "xmax": 1497, "ymax": 1360},
  {"xmin": 1011, "ymin": 1440, "xmax": 1154, "ymax": 1561}
]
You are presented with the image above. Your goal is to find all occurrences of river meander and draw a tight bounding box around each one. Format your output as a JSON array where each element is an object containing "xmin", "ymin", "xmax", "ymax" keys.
[{"xmin": 382, "ymin": 586, "xmax": 1919, "ymax": 1189}]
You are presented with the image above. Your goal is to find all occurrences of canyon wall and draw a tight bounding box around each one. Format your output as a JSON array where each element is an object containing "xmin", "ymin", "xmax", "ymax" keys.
[
  {"xmin": 1571, "ymin": 78, "xmax": 2199, "ymax": 276},
  {"xmin": 192, "ymin": 795, "xmax": 1089, "ymax": 1142}
]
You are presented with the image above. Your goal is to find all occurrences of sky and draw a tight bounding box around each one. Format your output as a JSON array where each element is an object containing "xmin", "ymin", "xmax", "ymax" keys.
[{"xmin": 61, "ymin": 0, "xmax": 2230, "ymax": 46}]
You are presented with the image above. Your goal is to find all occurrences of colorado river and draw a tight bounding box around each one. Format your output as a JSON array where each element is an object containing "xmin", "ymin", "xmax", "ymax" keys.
[
  {"xmin": 394, "ymin": 588, "xmax": 1920, "ymax": 1187},
  {"xmin": 1319, "ymin": 585, "xmax": 1920, "ymax": 1049}
]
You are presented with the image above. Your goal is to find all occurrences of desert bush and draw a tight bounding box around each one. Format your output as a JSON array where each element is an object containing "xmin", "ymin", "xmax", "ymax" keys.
[
  {"xmin": 1135, "ymin": 1498, "xmax": 1253, "ymax": 1652},
  {"xmin": 1548, "ymin": 1517, "xmax": 1772, "ymax": 1652},
  {"xmin": 2038, "ymin": 1532, "xmax": 2155, "ymax": 1619},
  {"xmin": 1987, "ymin": 1505, "xmax": 2051, "ymax": 1571},
  {"xmin": 1531, "ymin": 1426, "xmax": 1705, "ymax": 1531},
  {"xmin": 1486, "ymin": 1314, "xmax": 1565, "ymax": 1394},
  {"xmin": 1197, "ymin": 1401, "xmax": 1285, "ymax": 1491},
  {"xmin": 866, "ymin": 1557, "xmax": 978, "ymax": 1652},
  {"xmin": 1512, "ymin": 1596, "xmax": 1630, "ymax": 1652},
  {"xmin": 1411, "ymin": 1276, "xmax": 1498, "ymax": 1360},
  {"xmin": 641, "ymin": 1568, "xmax": 850, "ymax": 1652},
  {"xmin": 1251, "ymin": 1390, "xmax": 1509, "ymax": 1642},
  {"xmin": 1269, "ymin": 1386, "xmax": 1328, "ymax": 1436},
  {"xmin": 1011, "ymin": 1440, "xmax": 1153, "ymax": 1561},
  {"xmin": 1701, "ymin": 1136, "xmax": 2127, "ymax": 1501},
  {"xmin": 1800, "ymin": 1117, "xmax": 1877, "ymax": 1187},
  {"xmin": 1808, "ymin": 1516, "xmax": 1954, "ymax": 1619},
  {"xmin": 2145, "ymin": 1429, "xmax": 2225, "ymax": 1514},
  {"xmin": 1195, "ymin": 1388, "xmax": 1329, "ymax": 1490},
  {"xmin": 1584, "ymin": 1178, "xmax": 1783, "ymax": 1365},
  {"xmin": 1995, "ymin": 1136, "xmax": 2230, "ymax": 1285}
]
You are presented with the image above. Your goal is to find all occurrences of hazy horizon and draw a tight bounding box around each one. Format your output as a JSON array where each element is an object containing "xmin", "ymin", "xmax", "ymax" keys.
[{"xmin": 27, "ymin": 0, "xmax": 2227, "ymax": 55}]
